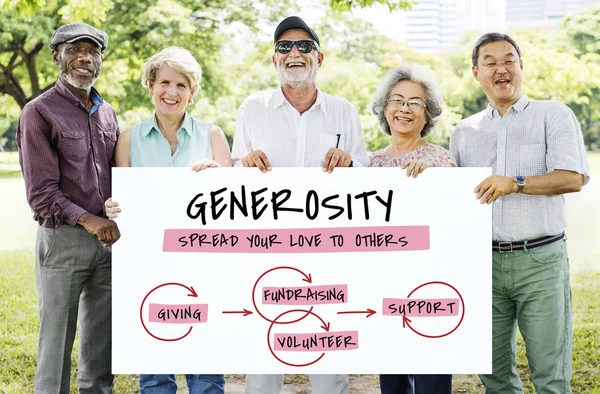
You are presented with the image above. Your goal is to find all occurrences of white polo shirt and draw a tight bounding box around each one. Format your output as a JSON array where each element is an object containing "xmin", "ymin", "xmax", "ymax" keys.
[{"xmin": 232, "ymin": 87, "xmax": 368, "ymax": 168}]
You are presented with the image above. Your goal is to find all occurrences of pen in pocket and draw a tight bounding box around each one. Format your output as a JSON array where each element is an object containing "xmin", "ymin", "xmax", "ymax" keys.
[{"xmin": 335, "ymin": 133, "xmax": 341, "ymax": 149}]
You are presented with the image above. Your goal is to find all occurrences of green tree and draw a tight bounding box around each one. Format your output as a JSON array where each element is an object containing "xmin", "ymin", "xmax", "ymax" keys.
[
  {"xmin": 561, "ymin": 3, "xmax": 600, "ymax": 55},
  {"xmin": 433, "ymin": 25, "xmax": 600, "ymax": 150},
  {"xmin": 329, "ymin": 0, "xmax": 416, "ymax": 12},
  {"xmin": 0, "ymin": 0, "xmax": 419, "ymax": 149},
  {"xmin": 560, "ymin": 4, "xmax": 600, "ymax": 149}
]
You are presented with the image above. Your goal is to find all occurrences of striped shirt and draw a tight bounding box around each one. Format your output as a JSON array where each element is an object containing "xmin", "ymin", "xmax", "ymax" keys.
[
  {"xmin": 17, "ymin": 79, "xmax": 119, "ymax": 228},
  {"xmin": 450, "ymin": 95, "xmax": 589, "ymax": 241}
]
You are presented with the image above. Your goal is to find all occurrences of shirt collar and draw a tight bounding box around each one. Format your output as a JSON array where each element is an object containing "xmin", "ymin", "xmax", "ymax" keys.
[
  {"xmin": 272, "ymin": 86, "xmax": 326, "ymax": 114},
  {"xmin": 54, "ymin": 78, "xmax": 104, "ymax": 112},
  {"xmin": 512, "ymin": 95, "xmax": 530, "ymax": 113},
  {"xmin": 485, "ymin": 95, "xmax": 530, "ymax": 119},
  {"xmin": 89, "ymin": 89, "xmax": 103, "ymax": 115},
  {"xmin": 143, "ymin": 112, "xmax": 194, "ymax": 138}
]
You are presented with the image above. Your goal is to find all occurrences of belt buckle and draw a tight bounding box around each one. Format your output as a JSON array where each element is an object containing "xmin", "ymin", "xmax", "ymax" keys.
[{"xmin": 498, "ymin": 241, "xmax": 513, "ymax": 253}]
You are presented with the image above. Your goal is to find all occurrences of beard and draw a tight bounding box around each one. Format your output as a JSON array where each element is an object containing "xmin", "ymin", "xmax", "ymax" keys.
[
  {"xmin": 58, "ymin": 57, "xmax": 100, "ymax": 91},
  {"xmin": 276, "ymin": 55, "xmax": 318, "ymax": 89}
]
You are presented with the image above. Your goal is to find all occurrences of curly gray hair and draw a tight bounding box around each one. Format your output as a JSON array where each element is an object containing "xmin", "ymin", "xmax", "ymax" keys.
[{"xmin": 372, "ymin": 65, "xmax": 443, "ymax": 137}]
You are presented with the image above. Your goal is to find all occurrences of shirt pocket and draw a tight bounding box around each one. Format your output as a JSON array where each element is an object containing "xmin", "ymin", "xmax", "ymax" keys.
[
  {"xmin": 519, "ymin": 144, "xmax": 546, "ymax": 176},
  {"xmin": 99, "ymin": 126, "xmax": 117, "ymax": 156},
  {"xmin": 59, "ymin": 130, "xmax": 89, "ymax": 162},
  {"xmin": 319, "ymin": 132, "xmax": 343, "ymax": 166}
]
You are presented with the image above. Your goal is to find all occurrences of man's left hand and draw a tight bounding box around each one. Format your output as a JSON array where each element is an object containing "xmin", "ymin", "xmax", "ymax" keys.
[
  {"xmin": 475, "ymin": 175, "xmax": 518, "ymax": 204},
  {"xmin": 322, "ymin": 148, "xmax": 352, "ymax": 173}
]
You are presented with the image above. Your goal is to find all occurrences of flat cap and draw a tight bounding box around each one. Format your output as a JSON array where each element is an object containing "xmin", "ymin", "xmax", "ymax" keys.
[
  {"xmin": 50, "ymin": 22, "xmax": 108, "ymax": 53},
  {"xmin": 274, "ymin": 16, "xmax": 319, "ymax": 45}
]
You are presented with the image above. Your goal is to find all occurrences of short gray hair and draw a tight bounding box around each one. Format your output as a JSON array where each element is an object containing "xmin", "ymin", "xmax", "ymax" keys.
[
  {"xmin": 372, "ymin": 66, "xmax": 443, "ymax": 137},
  {"xmin": 141, "ymin": 46, "xmax": 203, "ymax": 101}
]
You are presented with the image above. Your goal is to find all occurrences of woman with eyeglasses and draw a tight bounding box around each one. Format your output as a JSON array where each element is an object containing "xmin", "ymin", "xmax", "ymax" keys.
[
  {"xmin": 369, "ymin": 65, "xmax": 456, "ymax": 176},
  {"xmin": 370, "ymin": 65, "xmax": 455, "ymax": 394},
  {"xmin": 105, "ymin": 46, "xmax": 230, "ymax": 394}
]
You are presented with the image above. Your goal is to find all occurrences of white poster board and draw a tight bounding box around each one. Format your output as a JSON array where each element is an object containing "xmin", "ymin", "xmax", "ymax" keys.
[{"xmin": 112, "ymin": 167, "xmax": 492, "ymax": 374}]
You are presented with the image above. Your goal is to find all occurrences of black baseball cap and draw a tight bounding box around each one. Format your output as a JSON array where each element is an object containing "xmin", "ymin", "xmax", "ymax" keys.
[{"xmin": 274, "ymin": 16, "xmax": 320, "ymax": 45}]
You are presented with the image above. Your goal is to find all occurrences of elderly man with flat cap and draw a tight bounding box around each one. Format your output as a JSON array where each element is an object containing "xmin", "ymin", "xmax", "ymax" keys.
[
  {"xmin": 17, "ymin": 22, "xmax": 120, "ymax": 393},
  {"xmin": 232, "ymin": 16, "xmax": 368, "ymax": 394}
]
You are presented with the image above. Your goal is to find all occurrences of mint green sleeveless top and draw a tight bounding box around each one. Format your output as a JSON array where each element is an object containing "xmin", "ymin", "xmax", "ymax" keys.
[{"xmin": 130, "ymin": 112, "xmax": 212, "ymax": 167}]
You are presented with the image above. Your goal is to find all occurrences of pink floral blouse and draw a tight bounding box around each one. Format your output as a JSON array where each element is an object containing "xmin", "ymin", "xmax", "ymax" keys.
[{"xmin": 369, "ymin": 142, "xmax": 457, "ymax": 168}]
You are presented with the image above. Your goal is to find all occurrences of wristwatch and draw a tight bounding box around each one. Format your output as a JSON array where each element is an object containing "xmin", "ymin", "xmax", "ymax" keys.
[{"xmin": 514, "ymin": 175, "xmax": 526, "ymax": 193}]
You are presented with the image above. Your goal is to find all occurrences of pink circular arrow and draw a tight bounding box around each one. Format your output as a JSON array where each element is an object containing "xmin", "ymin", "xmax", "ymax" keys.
[
  {"xmin": 252, "ymin": 266, "xmax": 314, "ymax": 324},
  {"xmin": 402, "ymin": 281, "xmax": 465, "ymax": 339},
  {"xmin": 266, "ymin": 309, "xmax": 329, "ymax": 367}
]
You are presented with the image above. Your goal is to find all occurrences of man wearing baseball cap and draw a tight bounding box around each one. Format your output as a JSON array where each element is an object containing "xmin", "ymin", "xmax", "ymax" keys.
[
  {"xmin": 232, "ymin": 15, "xmax": 368, "ymax": 394},
  {"xmin": 17, "ymin": 22, "xmax": 119, "ymax": 393}
]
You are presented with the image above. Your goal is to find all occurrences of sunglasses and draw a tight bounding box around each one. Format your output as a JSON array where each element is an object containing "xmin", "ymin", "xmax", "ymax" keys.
[{"xmin": 275, "ymin": 40, "xmax": 319, "ymax": 54}]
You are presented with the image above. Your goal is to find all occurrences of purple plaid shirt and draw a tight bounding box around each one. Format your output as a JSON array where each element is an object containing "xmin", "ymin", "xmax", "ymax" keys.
[{"xmin": 17, "ymin": 79, "xmax": 119, "ymax": 228}]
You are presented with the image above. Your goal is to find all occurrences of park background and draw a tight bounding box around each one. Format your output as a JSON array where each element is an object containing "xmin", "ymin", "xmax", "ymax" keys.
[{"xmin": 0, "ymin": 0, "xmax": 598, "ymax": 392}]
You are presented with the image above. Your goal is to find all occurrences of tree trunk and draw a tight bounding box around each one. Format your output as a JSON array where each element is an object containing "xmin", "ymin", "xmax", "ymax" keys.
[{"xmin": 1, "ymin": 68, "xmax": 28, "ymax": 109}]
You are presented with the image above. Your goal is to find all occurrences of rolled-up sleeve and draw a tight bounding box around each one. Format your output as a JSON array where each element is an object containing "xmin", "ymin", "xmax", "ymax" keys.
[
  {"xmin": 545, "ymin": 103, "xmax": 590, "ymax": 185},
  {"xmin": 17, "ymin": 105, "xmax": 86, "ymax": 227}
]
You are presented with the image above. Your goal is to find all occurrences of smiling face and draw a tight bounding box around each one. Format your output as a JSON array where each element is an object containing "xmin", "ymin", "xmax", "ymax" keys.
[
  {"xmin": 53, "ymin": 39, "xmax": 102, "ymax": 91},
  {"xmin": 385, "ymin": 80, "xmax": 428, "ymax": 138},
  {"xmin": 149, "ymin": 65, "xmax": 194, "ymax": 118},
  {"xmin": 272, "ymin": 29, "xmax": 323, "ymax": 89},
  {"xmin": 472, "ymin": 40, "xmax": 523, "ymax": 109}
]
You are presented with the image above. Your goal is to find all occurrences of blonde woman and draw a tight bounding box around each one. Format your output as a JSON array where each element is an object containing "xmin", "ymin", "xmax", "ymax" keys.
[{"xmin": 106, "ymin": 47, "xmax": 230, "ymax": 394}]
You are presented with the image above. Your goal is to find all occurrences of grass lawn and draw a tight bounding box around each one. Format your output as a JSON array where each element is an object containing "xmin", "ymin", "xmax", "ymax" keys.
[
  {"xmin": 587, "ymin": 150, "xmax": 600, "ymax": 172},
  {"xmin": 1, "ymin": 250, "xmax": 598, "ymax": 393},
  {"xmin": 0, "ymin": 165, "xmax": 22, "ymax": 178},
  {"xmin": 0, "ymin": 152, "xmax": 19, "ymax": 164},
  {"xmin": 1, "ymin": 151, "xmax": 598, "ymax": 393}
]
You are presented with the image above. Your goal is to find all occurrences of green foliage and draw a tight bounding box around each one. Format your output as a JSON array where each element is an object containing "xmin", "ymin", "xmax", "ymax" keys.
[
  {"xmin": 314, "ymin": 11, "xmax": 388, "ymax": 65},
  {"xmin": 0, "ymin": 250, "xmax": 37, "ymax": 393},
  {"xmin": 329, "ymin": 0, "xmax": 416, "ymax": 12},
  {"xmin": 561, "ymin": 4, "xmax": 600, "ymax": 55},
  {"xmin": 1, "ymin": 0, "xmax": 600, "ymax": 151}
]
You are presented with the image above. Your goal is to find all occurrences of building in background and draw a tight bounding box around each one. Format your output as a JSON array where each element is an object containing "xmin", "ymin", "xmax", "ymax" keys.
[
  {"xmin": 505, "ymin": 0, "xmax": 599, "ymax": 28},
  {"xmin": 356, "ymin": 0, "xmax": 599, "ymax": 55},
  {"xmin": 400, "ymin": 0, "xmax": 598, "ymax": 54},
  {"xmin": 405, "ymin": 0, "xmax": 456, "ymax": 55},
  {"xmin": 404, "ymin": 0, "xmax": 505, "ymax": 54}
]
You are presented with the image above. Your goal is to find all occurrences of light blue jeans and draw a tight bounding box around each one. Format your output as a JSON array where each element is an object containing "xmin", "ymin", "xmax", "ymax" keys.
[
  {"xmin": 140, "ymin": 374, "xmax": 225, "ymax": 394},
  {"xmin": 480, "ymin": 239, "xmax": 572, "ymax": 393},
  {"xmin": 245, "ymin": 374, "xmax": 348, "ymax": 394}
]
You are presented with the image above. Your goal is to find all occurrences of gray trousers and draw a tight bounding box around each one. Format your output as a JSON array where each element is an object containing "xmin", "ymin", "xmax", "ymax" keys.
[
  {"xmin": 34, "ymin": 225, "xmax": 113, "ymax": 394},
  {"xmin": 245, "ymin": 374, "xmax": 348, "ymax": 394}
]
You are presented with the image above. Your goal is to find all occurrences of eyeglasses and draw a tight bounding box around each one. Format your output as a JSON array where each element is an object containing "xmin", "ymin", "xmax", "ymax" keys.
[
  {"xmin": 480, "ymin": 60, "xmax": 519, "ymax": 69},
  {"xmin": 386, "ymin": 98, "xmax": 426, "ymax": 110},
  {"xmin": 275, "ymin": 40, "xmax": 319, "ymax": 54}
]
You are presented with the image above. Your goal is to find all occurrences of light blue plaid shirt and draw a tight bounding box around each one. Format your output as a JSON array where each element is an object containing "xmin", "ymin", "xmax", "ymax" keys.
[{"xmin": 450, "ymin": 95, "xmax": 590, "ymax": 241}]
